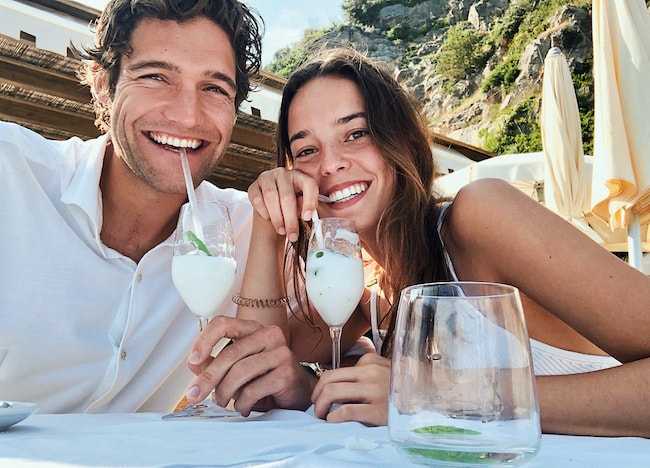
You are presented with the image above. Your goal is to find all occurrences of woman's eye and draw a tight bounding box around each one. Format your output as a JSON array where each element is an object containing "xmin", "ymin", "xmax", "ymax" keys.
[
  {"xmin": 294, "ymin": 147, "xmax": 316, "ymax": 159},
  {"xmin": 347, "ymin": 129, "xmax": 368, "ymax": 141}
]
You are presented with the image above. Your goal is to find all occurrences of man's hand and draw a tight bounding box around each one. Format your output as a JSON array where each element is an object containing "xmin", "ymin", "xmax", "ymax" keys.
[{"xmin": 185, "ymin": 316, "xmax": 316, "ymax": 416}]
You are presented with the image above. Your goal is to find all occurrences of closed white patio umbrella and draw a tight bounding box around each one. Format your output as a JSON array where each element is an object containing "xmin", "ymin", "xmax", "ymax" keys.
[
  {"xmin": 541, "ymin": 47, "xmax": 602, "ymax": 243},
  {"xmin": 590, "ymin": 0, "xmax": 650, "ymax": 270}
]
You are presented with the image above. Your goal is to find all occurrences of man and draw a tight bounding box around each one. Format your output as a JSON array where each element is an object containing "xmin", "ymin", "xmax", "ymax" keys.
[{"xmin": 0, "ymin": 0, "xmax": 262, "ymax": 413}]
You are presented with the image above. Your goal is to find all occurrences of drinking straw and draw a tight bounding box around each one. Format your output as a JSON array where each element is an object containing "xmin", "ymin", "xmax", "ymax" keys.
[
  {"xmin": 312, "ymin": 210, "xmax": 324, "ymax": 249},
  {"xmin": 179, "ymin": 148, "xmax": 205, "ymax": 242}
]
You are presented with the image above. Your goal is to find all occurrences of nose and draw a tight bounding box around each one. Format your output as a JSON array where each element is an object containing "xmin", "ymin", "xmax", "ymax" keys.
[
  {"xmin": 320, "ymin": 144, "xmax": 349, "ymax": 176},
  {"xmin": 162, "ymin": 85, "xmax": 204, "ymax": 128}
]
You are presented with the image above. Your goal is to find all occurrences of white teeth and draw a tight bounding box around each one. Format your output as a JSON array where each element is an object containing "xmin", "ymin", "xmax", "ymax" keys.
[
  {"xmin": 328, "ymin": 183, "xmax": 368, "ymax": 203},
  {"xmin": 149, "ymin": 133, "xmax": 201, "ymax": 149}
]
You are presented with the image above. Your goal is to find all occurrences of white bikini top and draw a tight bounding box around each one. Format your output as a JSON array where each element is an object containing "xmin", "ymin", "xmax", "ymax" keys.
[{"xmin": 370, "ymin": 202, "xmax": 621, "ymax": 375}]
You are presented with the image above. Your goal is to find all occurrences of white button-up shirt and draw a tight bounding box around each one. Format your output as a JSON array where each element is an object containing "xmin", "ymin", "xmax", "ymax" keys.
[{"xmin": 0, "ymin": 122, "xmax": 252, "ymax": 413}]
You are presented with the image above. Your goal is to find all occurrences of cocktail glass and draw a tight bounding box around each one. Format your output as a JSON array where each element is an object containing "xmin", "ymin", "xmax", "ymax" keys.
[
  {"xmin": 306, "ymin": 217, "xmax": 364, "ymax": 369},
  {"xmin": 166, "ymin": 200, "xmax": 237, "ymax": 419}
]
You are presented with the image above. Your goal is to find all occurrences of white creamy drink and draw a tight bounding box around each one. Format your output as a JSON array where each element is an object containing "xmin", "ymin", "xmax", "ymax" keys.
[
  {"xmin": 306, "ymin": 249, "xmax": 364, "ymax": 326},
  {"xmin": 171, "ymin": 254, "xmax": 236, "ymax": 319}
]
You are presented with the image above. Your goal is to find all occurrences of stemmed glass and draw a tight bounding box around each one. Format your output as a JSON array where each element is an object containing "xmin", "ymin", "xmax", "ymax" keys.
[
  {"xmin": 306, "ymin": 216, "xmax": 364, "ymax": 369},
  {"xmin": 165, "ymin": 200, "xmax": 237, "ymax": 419},
  {"xmin": 171, "ymin": 200, "xmax": 236, "ymax": 330}
]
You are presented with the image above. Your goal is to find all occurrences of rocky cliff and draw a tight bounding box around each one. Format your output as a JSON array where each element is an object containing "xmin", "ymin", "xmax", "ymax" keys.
[{"xmin": 266, "ymin": 0, "xmax": 647, "ymax": 155}]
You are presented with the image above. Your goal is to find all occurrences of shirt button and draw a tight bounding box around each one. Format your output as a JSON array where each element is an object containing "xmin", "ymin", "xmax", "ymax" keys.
[
  {"xmin": 136, "ymin": 274, "xmax": 143, "ymax": 283},
  {"xmin": 121, "ymin": 350, "xmax": 127, "ymax": 360}
]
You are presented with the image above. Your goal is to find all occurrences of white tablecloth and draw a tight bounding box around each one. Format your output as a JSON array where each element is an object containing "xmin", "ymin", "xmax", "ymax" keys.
[{"xmin": 1, "ymin": 408, "xmax": 648, "ymax": 467}]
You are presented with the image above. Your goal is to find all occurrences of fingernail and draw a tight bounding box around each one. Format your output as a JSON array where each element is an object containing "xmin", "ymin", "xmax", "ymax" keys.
[
  {"xmin": 278, "ymin": 227, "xmax": 286, "ymax": 236},
  {"xmin": 189, "ymin": 350, "xmax": 201, "ymax": 365},
  {"xmin": 303, "ymin": 210, "xmax": 312, "ymax": 221},
  {"xmin": 186, "ymin": 386, "xmax": 200, "ymax": 400},
  {"xmin": 288, "ymin": 233, "xmax": 298, "ymax": 243}
]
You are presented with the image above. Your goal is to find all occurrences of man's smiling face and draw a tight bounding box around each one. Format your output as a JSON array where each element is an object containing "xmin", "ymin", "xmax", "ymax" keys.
[{"xmin": 106, "ymin": 17, "xmax": 237, "ymax": 195}]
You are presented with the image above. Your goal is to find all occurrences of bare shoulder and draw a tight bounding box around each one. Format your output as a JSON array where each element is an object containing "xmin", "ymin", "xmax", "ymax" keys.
[
  {"xmin": 446, "ymin": 178, "xmax": 539, "ymax": 243},
  {"xmin": 442, "ymin": 178, "xmax": 581, "ymax": 283},
  {"xmin": 445, "ymin": 177, "xmax": 641, "ymax": 285},
  {"xmin": 453, "ymin": 177, "xmax": 537, "ymax": 208}
]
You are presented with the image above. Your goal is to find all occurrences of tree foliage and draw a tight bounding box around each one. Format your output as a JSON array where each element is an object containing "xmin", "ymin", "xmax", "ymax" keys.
[
  {"xmin": 480, "ymin": 97, "xmax": 542, "ymax": 154},
  {"xmin": 265, "ymin": 28, "xmax": 328, "ymax": 79},
  {"xmin": 435, "ymin": 23, "xmax": 483, "ymax": 83}
]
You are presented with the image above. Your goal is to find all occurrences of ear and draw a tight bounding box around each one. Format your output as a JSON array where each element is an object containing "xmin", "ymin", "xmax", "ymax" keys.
[{"xmin": 90, "ymin": 66, "xmax": 111, "ymax": 107}]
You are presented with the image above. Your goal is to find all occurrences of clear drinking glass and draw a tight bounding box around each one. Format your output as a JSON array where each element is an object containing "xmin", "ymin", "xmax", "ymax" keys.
[
  {"xmin": 305, "ymin": 217, "xmax": 364, "ymax": 369},
  {"xmin": 166, "ymin": 200, "xmax": 237, "ymax": 418},
  {"xmin": 171, "ymin": 200, "xmax": 236, "ymax": 330},
  {"xmin": 388, "ymin": 282, "xmax": 541, "ymax": 466}
]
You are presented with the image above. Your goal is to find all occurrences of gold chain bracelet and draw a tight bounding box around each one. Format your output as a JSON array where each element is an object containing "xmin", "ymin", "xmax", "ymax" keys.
[{"xmin": 232, "ymin": 293, "xmax": 288, "ymax": 308}]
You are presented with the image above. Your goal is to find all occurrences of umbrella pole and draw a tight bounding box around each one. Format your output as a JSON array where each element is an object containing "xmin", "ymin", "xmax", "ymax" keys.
[{"xmin": 627, "ymin": 211, "xmax": 643, "ymax": 271}]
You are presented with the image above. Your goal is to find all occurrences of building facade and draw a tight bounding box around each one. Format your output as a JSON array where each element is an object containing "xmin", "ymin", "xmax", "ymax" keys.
[{"xmin": 0, "ymin": 0, "xmax": 282, "ymax": 191}]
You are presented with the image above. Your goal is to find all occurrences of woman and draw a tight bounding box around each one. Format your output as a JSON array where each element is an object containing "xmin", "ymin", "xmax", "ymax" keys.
[{"xmin": 194, "ymin": 48, "xmax": 650, "ymax": 436}]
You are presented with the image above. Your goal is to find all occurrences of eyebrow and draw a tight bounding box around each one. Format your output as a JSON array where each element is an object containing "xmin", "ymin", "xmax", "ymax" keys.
[
  {"xmin": 338, "ymin": 111, "xmax": 366, "ymax": 124},
  {"xmin": 126, "ymin": 60, "xmax": 237, "ymax": 91},
  {"xmin": 288, "ymin": 111, "xmax": 367, "ymax": 144}
]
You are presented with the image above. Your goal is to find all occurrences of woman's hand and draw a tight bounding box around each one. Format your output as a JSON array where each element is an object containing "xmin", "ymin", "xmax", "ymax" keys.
[
  {"xmin": 311, "ymin": 353, "xmax": 390, "ymax": 426},
  {"xmin": 248, "ymin": 167, "xmax": 320, "ymax": 243}
]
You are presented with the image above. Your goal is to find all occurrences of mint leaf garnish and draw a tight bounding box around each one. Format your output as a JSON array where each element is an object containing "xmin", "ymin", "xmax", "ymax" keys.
[
  {"xmin": 186, "ymin": 230, "xmax": 211, "ymax": 256},
  {"xmin": 413, "ymin": 425, "xmax": 481, "ymax": 435},
  {"xmin": 405, "ymin": 448, "xmax": 492, "ymax": 463}
]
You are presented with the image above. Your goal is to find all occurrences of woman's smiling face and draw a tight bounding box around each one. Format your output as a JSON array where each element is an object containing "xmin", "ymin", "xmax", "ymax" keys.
[{"xmin": 288, "ymin": 76, "xmax": 395, "ymax": 239}]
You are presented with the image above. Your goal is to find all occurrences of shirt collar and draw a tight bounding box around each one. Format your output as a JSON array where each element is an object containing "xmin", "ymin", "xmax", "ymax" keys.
[
  {"xmin": 59, "ymin": 135, "xmax": 219, "ymax": 248},
  {"xmin": 60, "ymin": 134, "xmax": 110, "ymax": 237}
]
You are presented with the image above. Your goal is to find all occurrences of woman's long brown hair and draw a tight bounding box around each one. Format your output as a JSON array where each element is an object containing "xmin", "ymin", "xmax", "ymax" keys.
[{"xmin": 276, "ymin": 48, "xmax": 452, "ymax": 356}]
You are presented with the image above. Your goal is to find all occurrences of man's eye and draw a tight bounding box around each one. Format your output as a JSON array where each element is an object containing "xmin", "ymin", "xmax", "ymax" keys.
[
  {"xmin": 141, "ymin": 74, "xmax": 164, "ymax": 81},
  {"xmin": 206, "ymin": 85, "xmax": 232, "ymax": 97}
]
